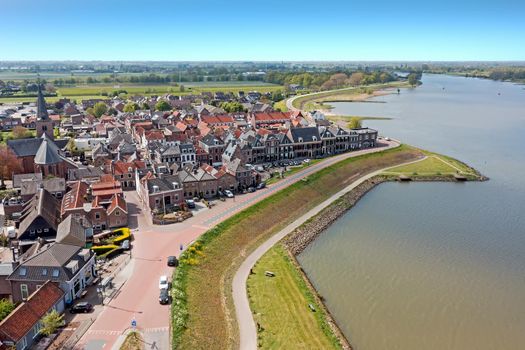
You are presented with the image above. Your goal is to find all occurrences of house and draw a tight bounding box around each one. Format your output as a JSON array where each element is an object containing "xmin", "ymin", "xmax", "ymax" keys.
[
  {"xmin": 17, "ymin": 188, "xmax": 62, "ymax": 242},
  {"xmin": 199, "ymin": 134, "xmax": 225, "ymax": 166},
  {"xmin": 19, "ymin": 177, "xmax": 66, "ymax": 203},
  {"xmin": 178, "ymin": 166, "xmax": 218, "ymax": 199},
  {"xmin": 137, "ymin": 173, "xmax": 184, "ymax": 213},
  {"xmin": 7, "ymin": 238, "xmax": 96, "ymax": 304},
  {"xmin": 110, "ymin": 160, "xmax": 147, "ymax": 190},
  {"xmin": 0, "ymin": 281, "xmax": 65, "ymax": 350},
  {"xmin": 223, "ymin": 158, "xmax": 255, "ymax": 190}
]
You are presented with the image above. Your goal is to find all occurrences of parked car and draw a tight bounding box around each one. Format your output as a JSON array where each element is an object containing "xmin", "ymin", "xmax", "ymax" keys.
[
  {"xmin": 167, "ymin": 256, "xmax": 179, "ymax": 267},
  {"xmin": 70, "ymin": 302, "xmax": 93, "ymax": 314},
  {"xmin": 121, "ymin": 240, "xmax": 130, "ymax": 250},
  {"xmin": 159, "ymin": 288, "xmax": 170, "ymax": 304},
  {"xmin": 159, "ymin": 275, "xmax": 169, "ymax": 290},
  {"xmin": 224, "ymin": 190, "xmax": 234, "ymax": 198},
  {"xmin": 247, "ymin": 187, "xmax": 256, "ymax": 193},
  {"xmin": 303, "ymin": 159, "xmax": 311, "ymax": 164},
  {"xmin": 186, "ymin": 199, "xmax": 196, "ymax": 209},
  {"xmin": 256, "ymin": 182, "xmax": 266, "ymax": 190}
]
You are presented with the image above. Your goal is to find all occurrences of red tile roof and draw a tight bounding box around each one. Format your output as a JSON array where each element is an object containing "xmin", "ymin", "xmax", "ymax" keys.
[
  {"xmin": 112, "ymin": 160, "xmax": 146, "ymax": 175},
  {"xmin": 253, "ymin": 111, "xmax": 292, "ymax": 122},
  {"xmin": 61, "ymin": 181, "xmax": 89, "ymax": 213},
  {"xmin": 107, "ymin": 194, "xmax": 127, "ymax": 215},
  {"xmin": 0, "ymin": 281, "xmax": 64, "ymax": 343},
  {"xmin": 201, "ymin": 114, "xmax": 234, "ymax": 125}
]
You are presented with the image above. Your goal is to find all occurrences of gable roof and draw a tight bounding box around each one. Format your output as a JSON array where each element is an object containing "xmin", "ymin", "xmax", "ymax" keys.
[
  {"xmin": 0, "ymin": 281, "xmax": 63, "ymax": 343},
  {"xmin": 107, "ymin": 194, "xmax": 127, "ymax": 215},
  {"xmin": 18, "ymin": 188, "xmax": 62, "ymax": 237},
  {"xmin": 55, "ymin": 216, "xmax": 86, "ymax": 247}
]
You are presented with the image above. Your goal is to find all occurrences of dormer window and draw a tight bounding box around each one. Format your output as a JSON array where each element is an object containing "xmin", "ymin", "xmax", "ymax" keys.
[
  {"xmin": 52, "ymin": 269, "xmax": 60, "ymax": 277},
  {"xmin": 19, "ymin": 267, "xmax": 27, "ymax": 276}
]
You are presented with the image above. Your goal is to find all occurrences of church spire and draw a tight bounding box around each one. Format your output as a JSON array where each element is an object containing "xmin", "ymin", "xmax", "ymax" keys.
[{"xmin": 37, "ymin": 84, "xmax": 49, "ymax": 121}]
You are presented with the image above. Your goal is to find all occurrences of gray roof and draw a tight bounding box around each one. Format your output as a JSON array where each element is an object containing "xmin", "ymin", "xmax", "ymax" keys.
[
  {"xmin": 8, "ymin": 242, "xmax": 93, "ymax": 283},
  {"xmin": 20, "ymin": 178, "xmax": 66, "ymax": 196},
  {"xmin": 7, "ymin": 138, "xmax": 43, "ymax": 157},
  {"xmin": 37, "ymin": 85, "xmax": 49, "ymax": 121},
  {"xmin": 18, "ymin": 189, "xmax": 62, "ymax": 237},
  {"xmin": 56, "ymin": 216, "xmax": 86, "ymax": 247},
  {"xmin": 289, "ymin": 127, "xmax": 321, "ymax": 143},
  {"xmin": 34, "ymin": 134, "xmax": 63, "ymax": 165},
  {"xmin": 13, "ymin": 173, "xmax": 43, "ymax": 188},
  {"xmin": 67, "ymin": 166, "xmax": 104, "ymax": 181},
  {"xmin": 147, "ymin": 174, "xmax": 181, "ymax": 193}
]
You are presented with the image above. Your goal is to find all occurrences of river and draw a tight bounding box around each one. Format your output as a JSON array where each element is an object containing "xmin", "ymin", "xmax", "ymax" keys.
[{"xmin": 297, "ymin": 74, "xmax": 525, "ymax": 350}]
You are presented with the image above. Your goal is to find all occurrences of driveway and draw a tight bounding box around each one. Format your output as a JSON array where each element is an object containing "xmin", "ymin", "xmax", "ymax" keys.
[{"xmin": 75, "ymin": 140, "xmax": 399, "ymax": 350}]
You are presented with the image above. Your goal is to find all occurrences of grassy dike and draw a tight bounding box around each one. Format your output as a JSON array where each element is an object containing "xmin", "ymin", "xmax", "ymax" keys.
[
  {"xmin": 171, "ymin": 144, "xmax": 424, "ymax": 349},
  {"xmin": 247, "ymin": 151, "xmax": 485, "ymax": 350}
]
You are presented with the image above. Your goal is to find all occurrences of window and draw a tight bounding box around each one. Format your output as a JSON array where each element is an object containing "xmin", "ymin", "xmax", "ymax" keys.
[
  {"xmin": 21, "ymin": 336, "xmax": 28, "ymax": 350},
  {"xmin": 33, "ymin": 322, "xmax": 41, "ymax": 338},
  {"xmin": 19, "ymin": 267, "xmax": 27, "ymax": 276},
  {"xmin": 52, "ymin": 269, "xmax": 60, "ymax": 277},
  {"xmin": 21, "ymin": 284, "xmax": 29, "ymax": 299},
  {"xmin": 115, "ymin": 210, "xmax": 120, "ymax": 216},
  {"xmin": 42, "ymin": 268, "xmax": 47, "ymax": 276},
  {"xmin": 95, "ymin": 213, "xmax": 100, "ymax": 220},
  {"xmin": 43, "ymin": 228, "xmax": 49, "ymax": 233}
]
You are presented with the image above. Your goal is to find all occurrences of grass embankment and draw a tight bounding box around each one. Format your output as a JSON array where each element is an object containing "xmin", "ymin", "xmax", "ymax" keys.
[
  {"xmin": 171, "ymin": 144, "xmax": 423, "ymax": 350},
  {"xmin": 120, "ymin": 331, "xmax": 144, "ymax": 350},
  {"xmin": 384, "ymin": 151, "xmax": 480, "ymax": 179},
  {"xmin": 247, "ymin": 245, "xmax": 341, "ymax": 349},
  {"xmin": 292, "ymin": 81, "xmax": 409, "ymax": 111}
]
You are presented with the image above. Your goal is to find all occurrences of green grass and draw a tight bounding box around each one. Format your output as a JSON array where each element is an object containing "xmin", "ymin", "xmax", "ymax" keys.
[
  {"xmin": 0, "ymin": 83, "xmax": 283, "ymax": 104},
  {"xmin": 248, "ymin": 245, "xmax": 341, "ymax": 349},
  {"xmin": 1, "ymin": 130, "xmax": 37, "ymax": 144},
  {"xmin": 171, "ymin": 144, "xmax": 424, "ymax": 350},
  {"xmin": 384, "ymin": 152, "xmax": 479, "ymax": 177},
  {"xmin": 273, "ymin": 99, "xmax": 288, "ymax": 112},
  {"xmin": 120, "ymin": 331, "xmax": 144, "ymax": 350}
]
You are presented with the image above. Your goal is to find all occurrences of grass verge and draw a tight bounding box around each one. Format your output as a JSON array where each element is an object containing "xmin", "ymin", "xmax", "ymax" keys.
[
  {"xmin": 247, "ymin": 244, "xmax": 341, "ymax": 349},
  {"xmin": 119, "ymin": 331, "xmax": 144, "ymax": 350},
  {"xmin": 171, "ymin": 144, "xmax": 423, "ymax": 349}
]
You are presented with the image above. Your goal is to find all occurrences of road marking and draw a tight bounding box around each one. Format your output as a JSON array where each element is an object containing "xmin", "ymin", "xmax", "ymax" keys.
[
  {"xmin": 86, "ymin": 329, "xmax": 122, "ymax": 335},
  {"xmin": 144, "ymin": 326, "xmax": 169, "ymax": 333}
]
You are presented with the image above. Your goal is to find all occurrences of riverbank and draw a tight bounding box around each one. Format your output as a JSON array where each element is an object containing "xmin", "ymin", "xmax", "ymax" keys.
[
  {"xmin": 289, "ymin": 81, "xmax": 409, "ymax": 112},
  {"xmin": 248, "ymin": 153, "xmax": 485, "ymax": 349},
  {"xmin": 171, "ymin": 143, "xmax": 423, "ymax": 349}
]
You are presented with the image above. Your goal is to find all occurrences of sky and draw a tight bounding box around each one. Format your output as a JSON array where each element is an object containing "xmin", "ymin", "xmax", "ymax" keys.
[{"xmin": 1, "ymin": 0, "xmax": 524, "ymax": 61}]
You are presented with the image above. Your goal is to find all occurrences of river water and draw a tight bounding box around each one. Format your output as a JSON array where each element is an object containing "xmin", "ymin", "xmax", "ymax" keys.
[{"xmin": 297, "ymin": 74, "xmax": 525, "ymax": 350}]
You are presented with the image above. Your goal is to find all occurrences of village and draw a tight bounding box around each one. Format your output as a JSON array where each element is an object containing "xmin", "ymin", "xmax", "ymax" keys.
[{"xmin": 0, "ymin": 85, "xmax": 378, "ymax": 349}]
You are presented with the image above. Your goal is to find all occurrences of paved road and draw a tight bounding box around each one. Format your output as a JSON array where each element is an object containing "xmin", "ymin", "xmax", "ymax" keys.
[
  {"xmin": 75, "ymin": 140, "xmax": 399, "ymax": 350},
  {"xmin": 232, "ymin": 156, "xmax": 427, "ymax": 350}
]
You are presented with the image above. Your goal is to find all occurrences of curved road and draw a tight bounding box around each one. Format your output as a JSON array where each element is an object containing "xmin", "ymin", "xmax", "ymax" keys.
[
  {"xmin": 75, "ymin": 140, "xmax": 399, "ymax": 350},
  {"xmin": 233, "ymin": 156, "xmax": 427, "ymax": 350}
]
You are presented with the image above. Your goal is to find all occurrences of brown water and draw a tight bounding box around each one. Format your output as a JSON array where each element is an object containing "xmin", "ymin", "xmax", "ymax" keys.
[{"xmin": 297, "ymin": 74, "xmax": 525, "ymax": 350}]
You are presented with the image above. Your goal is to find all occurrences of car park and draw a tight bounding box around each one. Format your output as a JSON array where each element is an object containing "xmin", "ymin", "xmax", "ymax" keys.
[
  {"xmin": 167, "ymin": 256, "xmax": 179, "ymax": 267},
  {"xmin": 224, "ymin": 190, "xmax": 234, "ymax": 198},
  {"xmin": 159, "ymin": 288, "xmax": 170, "ymax": 304},
  {"xmin": 70, "ymin": 302, "xmax": 93, "ymax": 314},
  {"xmin": 159, "ymin": 275, "xmax": 169, "ymax": 289}
]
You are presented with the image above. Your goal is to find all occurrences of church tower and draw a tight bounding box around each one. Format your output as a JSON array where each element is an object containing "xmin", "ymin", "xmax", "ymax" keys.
[{"xmin": 35, "ymin": 85, "xmax": 54, "ymax": 140}]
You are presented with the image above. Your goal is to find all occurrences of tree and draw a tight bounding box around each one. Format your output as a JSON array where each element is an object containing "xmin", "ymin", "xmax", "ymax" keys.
[
  {"xmin": 0, "ymin": 144, "xmax": 23, "ymax": 187},
  {"xmin": 123, "ymin": 102, "xmax": 140, "ymax": 113},
  {"xmin": 408, "ymin": 73, "xmax": 420, "ymax": 86},
  {"xmin": 180, "ymin": 85, "xmax": 185, "ymax": 92},
  {"xmin": 155, "ymin": 100, "xmax": 171, "ymax": 111},
  {"xmin": 92, "ymin": 102, "xmax": 108, "ymax": 118},
  {"xmin": 0, "ymin": 299, "xmax": 15, "ymax": 321},
  {"xmin": 219, "ymin": 101, "xmax": 245, "ymax": 113},
  {"xmin": 86, "ymin": 107, "xmax": 94, "ymax": 116},
  {"xmin": 348, "ymin": 72, "xmax": 364, "ymax": 86},
  {"xmin": 11, "ymin": 126, "xmax": 32, "ymax": 139},
  {"xmin": 40, "ymin": 310, "xmax": 64, "ymax": 336},
  {"xmin": 141, "ymin": 102, "xmax": 150, "ymax": 110},
  {"xmin": 347, "ymin": 117, "xmax": 362, "ymax": 129}
]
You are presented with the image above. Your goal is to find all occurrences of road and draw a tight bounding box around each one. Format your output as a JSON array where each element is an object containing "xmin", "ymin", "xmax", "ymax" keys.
[
  {"xmin": 75, "ymin": 140, "xmax": 399, "ymax": 350},
  {"xmin": 232, "ymin": 156, "xmax": 427, "ymax": 350}
]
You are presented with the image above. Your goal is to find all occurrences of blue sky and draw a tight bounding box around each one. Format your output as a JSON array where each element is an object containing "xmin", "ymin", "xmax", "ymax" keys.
[{"xmin": 1, "ymin": 0, "xmax": 524, "ymax": 61}]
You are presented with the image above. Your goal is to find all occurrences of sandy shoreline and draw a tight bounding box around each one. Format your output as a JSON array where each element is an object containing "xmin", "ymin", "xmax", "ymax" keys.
[{"xmin": 314, "ymin": 88, "xmax": 397, "ymax": 116}]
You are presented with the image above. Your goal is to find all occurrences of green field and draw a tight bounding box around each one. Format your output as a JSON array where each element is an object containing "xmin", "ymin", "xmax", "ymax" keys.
[
  {"xmin": 248, "ymin": 245, "xmax": 341, "ymax": 349},
  {"xmin": 384, "ymin": 152, "xmax": 479, "ymax": 177},
  {"xmin": 0, "ymin": 82, "xmax": 284, "ymax": 104}
]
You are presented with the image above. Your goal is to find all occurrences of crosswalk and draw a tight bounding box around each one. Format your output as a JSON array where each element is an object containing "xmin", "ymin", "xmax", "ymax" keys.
[{"xmin": 86, "ymin": 326, "xmax": 169, "ymax": 336}]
